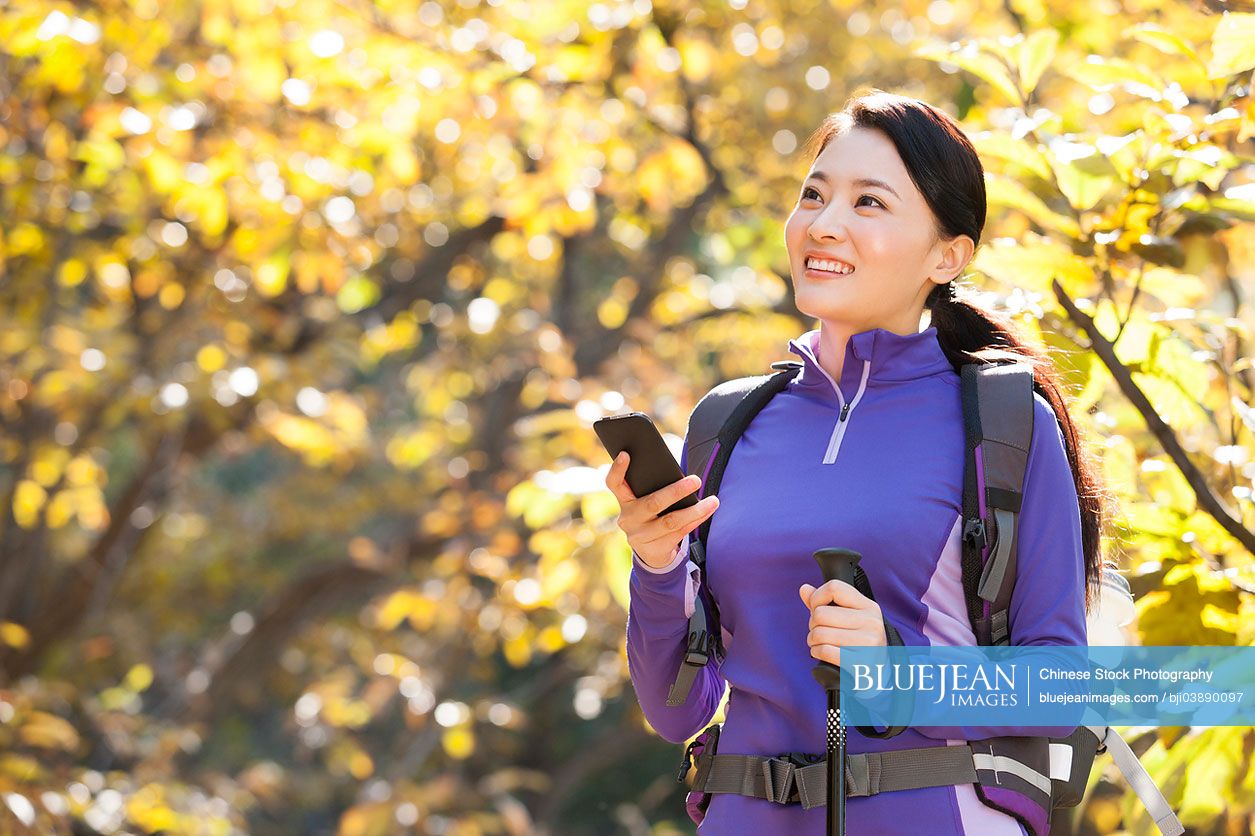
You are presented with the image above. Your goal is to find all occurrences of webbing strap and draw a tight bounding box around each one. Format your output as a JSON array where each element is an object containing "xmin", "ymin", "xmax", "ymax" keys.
[
  {"xmin": 694, "ymin": 745, "xmax": 979, "ymax": 810},
  {"xmin": 666, "ymin": 567, "xmax": 713, "ymax": 707},
  {"xmin": 1094, "ymin": 728, "xmax": 1185, "ymax": 836}
]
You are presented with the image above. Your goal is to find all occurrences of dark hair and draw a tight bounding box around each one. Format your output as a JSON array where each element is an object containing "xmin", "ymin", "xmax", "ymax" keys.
[{"xmin": 801, "ymin": 89, "xmax": 1109, "ymax": 615}]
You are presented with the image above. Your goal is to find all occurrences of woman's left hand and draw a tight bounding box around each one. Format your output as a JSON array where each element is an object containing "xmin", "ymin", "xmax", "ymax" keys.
[{"xmin": 799, "ymin": 580, "xmax": 888, "ymax": 667}]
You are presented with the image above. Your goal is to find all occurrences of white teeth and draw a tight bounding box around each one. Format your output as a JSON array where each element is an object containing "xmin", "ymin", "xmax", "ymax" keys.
[{"xmin": 807, "ymin": 257, "xmax": 854, "ymax": 274}]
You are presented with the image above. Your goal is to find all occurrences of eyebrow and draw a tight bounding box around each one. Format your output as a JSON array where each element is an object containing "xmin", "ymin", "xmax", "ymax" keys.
[{"xmin": 804, "ymin": 171, "xmax": 901, "ymax": 201}]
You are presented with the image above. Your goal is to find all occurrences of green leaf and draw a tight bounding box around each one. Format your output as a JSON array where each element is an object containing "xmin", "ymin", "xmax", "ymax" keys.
[
  {"xmin": 1124, "ymin": 23, "xmax": 1202, "ymax": 65},
  {"xmin": 1131, "ymin": 235, "xmax": 1186, "ymax": 269},
  {"xmin": 1016, "ymin": 29, "xmax": 1059, "ymax": 99},
  {"xmin": 1179, "ymin": 728, "xmax": 1242, "ymax": 824},
  {"xmin": 983, "ymin": 173, "xmax": 1082, "ymax": 239},
  {"xmin": 969, "ymin": 131, "xmax": 1054, "ymax": 182},
  {"xmin": 1133, "ymin": 371, "xmax": 1211, "ymax": 433},
  {"xmin": 336, "ymin": 276, "xmax": 380, "ymax": 314},
  {"xmin": 914, "ymin": 40, "xmax": 1022, "ymax": 106},
  {"xmin": 1207, "ymin": 12, "xmax": 1255, "ymax": 79},
  {"xmin": 1061, "ymin": 55, "xmax": 1165, "ymax": 99},
  {"xmin": 971, "ymin": 235, "xmax": 1093, "ymax": 295},
  {"xmin": 1048, "ymin": 149, "xmax": 1120, "ymax": 213}
]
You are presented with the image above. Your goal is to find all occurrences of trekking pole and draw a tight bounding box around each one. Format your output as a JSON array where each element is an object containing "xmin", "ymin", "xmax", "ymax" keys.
[{"xmin": 811, "ymin": 547, "xmax": 861, "ymax": 836}]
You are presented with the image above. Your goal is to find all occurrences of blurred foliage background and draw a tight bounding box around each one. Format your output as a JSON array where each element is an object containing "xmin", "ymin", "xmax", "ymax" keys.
[{"xmin": 1, "ymin": 0, "xmax": 1254, "ymax": 833}]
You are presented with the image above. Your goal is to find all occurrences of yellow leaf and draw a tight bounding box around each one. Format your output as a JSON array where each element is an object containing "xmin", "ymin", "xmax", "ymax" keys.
[
  {"xmin": 238, "ymin": 54, "xmax": 287, "ymax": 103},
  {"xmin": 503, "ymin": 630, "xmax": 533, "ymax": 668},
  {"xmin": 336, "ymin": 802, "xmax": 394, "ymax": 836},
  {"xmin": 255, "ymin": 252, "xmax": 290, "ymax": 297},
  {"xmin": 348, "ymin": 750, "xmax": 374, "ymax": 780},
  {"xmin": 18, "ymin": 712, "xmax": 80, "ymax": 751},
  {"xmin": 125, "ymin": 664, "xmax": 154, "ymax": 692},
  {"xmin": 605, "ymin": 538, "xmax": 632, "ymax": 611},
  {"xmin": 58, "ymin": 259, "xmax": 88, "ymax": 287},
  {"xmin": 8, "ymin": 223, "xmax": 44, "ymax": 257},
  {"xmin": 199, "ymin": 187, "xmax": 229, "ymax": 237},
  {"xmin": 0, "ymin": 622, "xmax": 30, "ymax": 649},
  {"xmin": 197, "ymin": 344, "xmax": 227, "ymax": 373},
  {"xmin": 537, "ymin": 625, "xmax": 565, "ymax": 653},
  {"xmin": 679, "ymin": 37, "xmax": 715, "ymax": 83},
  {"xmin": 143, "ymin": 150, "xmax": 184, "ymax": 194},
  {"xmin": 12, "ymin": 480, "xmax": 47, "ymax": 529},
  {"xmin": 375, "ymin": 588, "xmax": 422, "ymax": 631},
  {"xmin": 581, "ymin": 491, "xmax": 620, "ymax": 527},
  {"xmin": 442, "ymin": 725, "xmax": 475, "ymax": 760},
  {"xmin": 1199, "ymin": 603, "xmax": 1238, "ymax": 634}
]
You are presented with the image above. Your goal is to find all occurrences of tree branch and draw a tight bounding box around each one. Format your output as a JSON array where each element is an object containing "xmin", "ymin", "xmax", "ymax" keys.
[{"xmin": 1052, "ymin": 278, "xmax": 1255, "ymax": 554}]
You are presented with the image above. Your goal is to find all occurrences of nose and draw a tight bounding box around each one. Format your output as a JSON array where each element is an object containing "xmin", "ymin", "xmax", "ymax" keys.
[{"xmin": 807, "ymin": 203, "xmax": 850, "ymax": 243}]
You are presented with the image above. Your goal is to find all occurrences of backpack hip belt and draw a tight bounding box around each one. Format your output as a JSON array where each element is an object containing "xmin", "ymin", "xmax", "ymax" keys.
[
  {"xmin": 692, "ymin": 741, "xmax": 978, "ymax": 809},
  {"xmin": 683, "ymin": 722, "xmax": 1183, "ymax": 836}
]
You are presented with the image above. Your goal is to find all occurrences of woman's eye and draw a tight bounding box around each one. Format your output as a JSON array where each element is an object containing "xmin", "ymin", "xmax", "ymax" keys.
[{"xmin": 799, "ymin": 187, "xmax": 882, "ymax": 209}]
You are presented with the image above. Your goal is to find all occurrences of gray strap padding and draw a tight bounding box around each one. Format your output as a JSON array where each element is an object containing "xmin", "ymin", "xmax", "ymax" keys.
[
  {"xmin": 683, "ymin": 376, "xmax": 773, "ymax": 483},
  {"xmin": 1094, "ymin": 728, "xmax": 1185, "ymax": 836},
  {"xmin": 973, "ymin": 364, "xmax": 1033, "ymax": 643},
  {"xmin": 694, "ymin": 745, "xmax": 978, "ymax": 809},
  {"xmin": 977, "ymin": 507, "xmax": 1017, "ymax": 604},
  {"xmin": 972, "ymin": 752, "xmax": 1053, "ymax": 796}
]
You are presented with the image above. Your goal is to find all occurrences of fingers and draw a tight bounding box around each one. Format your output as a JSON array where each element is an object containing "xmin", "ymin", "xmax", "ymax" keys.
[
  {"xmin": 641, "ymin": 473, "xmax": 702, "ymax": 519},
  {"xmin": 604, "ymin": 451, "xmax": 637, "ymax": 502},
  {"xmin": 806, "ymin": 604, "xmax": 864, "ymax": 633},
  {"xmin": 638, "ymin": 492, "xmax": 719, "ymax": 545},
  {"xmin": 807, "ymin": 624, "xmax": 880, "ymax": 648},
  {"xmin": 801, "ymin": 579, "xmax": 876, "ymax": 612},
  {"xmin": 802, "ymin": 580, "xmax": 884, "ymax": 664},
  {"xmin": 810, "ymin": 644, "xmax": 841, "ymax": 667}
]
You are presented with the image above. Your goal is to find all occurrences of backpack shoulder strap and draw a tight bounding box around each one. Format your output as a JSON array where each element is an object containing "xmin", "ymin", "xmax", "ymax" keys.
[
  {"xmin": 684, "ymin": 360, "xmax": 803, "ymax": 559},
  {"xmin": 959, "ymin": 362, "xmax": 1035, "ymax": 646},
  {"xmin": 666, "ymin": 362, "xmax": 799, "ymax": 707}
]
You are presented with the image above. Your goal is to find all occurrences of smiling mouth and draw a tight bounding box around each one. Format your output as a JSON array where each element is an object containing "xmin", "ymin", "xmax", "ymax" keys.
[{"xmin": 804, "ymin": 263, "xmax": 855, "ymax": 277}]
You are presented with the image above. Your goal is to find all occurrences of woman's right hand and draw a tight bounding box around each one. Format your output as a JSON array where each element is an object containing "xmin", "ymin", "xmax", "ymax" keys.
[{"xmin": 604, "ymin": 451, "xmax": 720, "ymax": 569}]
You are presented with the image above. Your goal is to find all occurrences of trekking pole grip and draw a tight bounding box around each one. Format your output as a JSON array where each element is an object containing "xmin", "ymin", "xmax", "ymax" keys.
[{"xmin": 810, "ymin": 548, "xmax": 862, "ymax": 691}]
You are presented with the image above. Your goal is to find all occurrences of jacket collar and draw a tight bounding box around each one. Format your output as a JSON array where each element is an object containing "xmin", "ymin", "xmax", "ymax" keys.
[{"xmin": 786, "ymin": 325, "xmax": 954, "ymax": 400}]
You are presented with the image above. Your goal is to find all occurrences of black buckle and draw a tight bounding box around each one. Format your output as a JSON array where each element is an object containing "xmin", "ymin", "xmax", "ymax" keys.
[
  {"xmin": 677, "ymin": 737, "xmax": 701, "ymax": 782},
  {"xmin": 961, "ymin": 517, "xmax": 986, "ymax": 550},
  {"xmin": 683, "ymin": 627, "xmax": 712, "ymax": 666},
  {"xmin": 677, "ymin": 725, "xmax": 721, "ymax": 783},
  {"xmin": 762, "ymin": 753, "xmax": 824, "ymax": 804}
]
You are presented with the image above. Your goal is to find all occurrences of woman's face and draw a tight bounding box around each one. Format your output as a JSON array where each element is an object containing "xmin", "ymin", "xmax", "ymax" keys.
[{"xmin": 784, "ymin": 126, "xmax": 971, "ymax": 334}]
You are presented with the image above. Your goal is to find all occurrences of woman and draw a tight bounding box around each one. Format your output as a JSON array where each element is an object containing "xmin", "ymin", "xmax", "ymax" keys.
[{"xmin": 606, "ymin": 91, "xmax": 1107, "ymax": 833}]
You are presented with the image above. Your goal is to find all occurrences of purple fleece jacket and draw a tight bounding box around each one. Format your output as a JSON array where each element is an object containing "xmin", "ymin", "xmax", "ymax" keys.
[{"xmin": 625, "ymin": 325, "xmax": 1088, "ymax": 834}]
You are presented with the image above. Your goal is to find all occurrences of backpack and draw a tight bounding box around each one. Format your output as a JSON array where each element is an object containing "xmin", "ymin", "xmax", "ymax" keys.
[{"xmin": 667, "ymin": 358, "xmax": 1184, "ymax": 836}]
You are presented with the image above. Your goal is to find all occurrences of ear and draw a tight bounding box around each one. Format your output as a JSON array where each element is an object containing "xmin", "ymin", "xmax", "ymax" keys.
[{"xmin": 933, "ymin": 234, "xmax": 974, "ymax": 282}]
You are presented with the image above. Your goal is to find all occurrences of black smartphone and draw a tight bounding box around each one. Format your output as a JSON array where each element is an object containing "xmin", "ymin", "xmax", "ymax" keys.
[{"xmin": 593, "ymin": 412, "xmax": 698, "ymax": 516}]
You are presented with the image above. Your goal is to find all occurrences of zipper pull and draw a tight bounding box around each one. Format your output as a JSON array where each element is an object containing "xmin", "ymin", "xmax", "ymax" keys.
[{"xmin": 839, "ymin": 402, "xmax": 851, "ymax": 422}]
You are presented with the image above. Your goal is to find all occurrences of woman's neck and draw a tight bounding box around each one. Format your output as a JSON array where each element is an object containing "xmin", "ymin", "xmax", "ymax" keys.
[{"xmin": 815, "ymin": 313, "xmax": 928, "ymax": 383}]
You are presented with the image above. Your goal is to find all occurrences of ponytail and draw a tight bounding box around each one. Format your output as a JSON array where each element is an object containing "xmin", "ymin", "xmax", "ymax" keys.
[{"xmin": 927, "ymin": 279, "xmax": 1109, "ymax": 614}]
